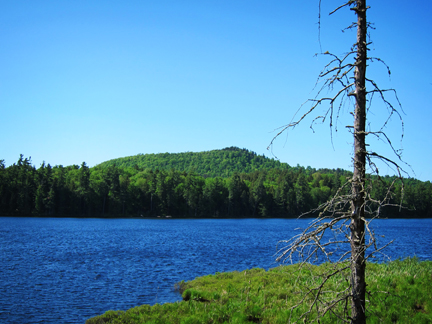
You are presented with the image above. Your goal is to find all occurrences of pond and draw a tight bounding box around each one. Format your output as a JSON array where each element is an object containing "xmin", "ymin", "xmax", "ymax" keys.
[{"xmin": 0, "ymin": 217, "xmax": 431, "ymax": 323}]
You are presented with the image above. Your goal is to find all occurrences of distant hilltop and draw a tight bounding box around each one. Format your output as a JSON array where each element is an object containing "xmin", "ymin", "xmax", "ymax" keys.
[
  {"xmin": 95, "ymin": 147, "xmax": 293, "ymax": 178},
  {"xmin": 2, "ymin": 149, "xmax": 430, "ymax": 218}
]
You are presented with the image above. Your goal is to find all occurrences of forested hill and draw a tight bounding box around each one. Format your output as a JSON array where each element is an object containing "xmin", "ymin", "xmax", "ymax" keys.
[
  {"xmin": 1, "ymin": 152, "xmax": 431, "ymax": 218},
  {"xmin": 96, "ymin": 147, "xmax": 291, "ymax": 177}
]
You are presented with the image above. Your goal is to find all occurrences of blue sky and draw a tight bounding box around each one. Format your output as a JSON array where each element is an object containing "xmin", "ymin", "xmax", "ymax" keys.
[{"xmin": 1, "ymin": 1, "xmax": 431, "ymax": 181}]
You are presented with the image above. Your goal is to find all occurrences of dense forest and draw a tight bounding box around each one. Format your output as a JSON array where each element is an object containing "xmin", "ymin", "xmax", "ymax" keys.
[
  {"xmin": 1, "ymin": 147, "xmax": 431, "ymax": 218},
  {"xmin": 97, "ymin": 147, "xmax": 291, "ymax": 178}
]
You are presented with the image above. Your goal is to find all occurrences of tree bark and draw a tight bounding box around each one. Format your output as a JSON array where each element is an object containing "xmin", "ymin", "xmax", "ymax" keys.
[{"xmin": 350, "ymin": 1, "xmax": 367, "ymax": 323}]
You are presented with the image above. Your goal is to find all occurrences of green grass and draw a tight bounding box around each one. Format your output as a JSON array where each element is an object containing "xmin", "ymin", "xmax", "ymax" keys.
[{"xmin": 86, "ymin": 258, "xmax": 432, "ymax": 324}]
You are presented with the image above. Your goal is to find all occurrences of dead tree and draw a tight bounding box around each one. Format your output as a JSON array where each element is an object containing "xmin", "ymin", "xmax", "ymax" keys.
[{"xmin": 271, "ymin": 1, "xmax": 408, "ymax": 323}]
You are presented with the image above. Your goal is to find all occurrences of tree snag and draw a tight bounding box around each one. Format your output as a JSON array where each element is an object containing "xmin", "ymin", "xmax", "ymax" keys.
[
  {"xmin": 350, "ymin": 1, "xmax": 367, "ymax": 323},
  {"xmin": 271, "ymin": 1, "xmax": 409, "ymax": 323}
]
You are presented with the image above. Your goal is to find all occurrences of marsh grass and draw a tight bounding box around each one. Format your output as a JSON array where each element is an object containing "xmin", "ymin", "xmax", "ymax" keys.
[{"xmin": 86, "ymin": 258, "xmax": 431, "ymax": 323}]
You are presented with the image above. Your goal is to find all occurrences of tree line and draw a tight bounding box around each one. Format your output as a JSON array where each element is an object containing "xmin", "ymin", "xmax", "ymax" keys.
[{"xmin": 1, "ymin": 154, "xmax": 431, "ymax": 218}]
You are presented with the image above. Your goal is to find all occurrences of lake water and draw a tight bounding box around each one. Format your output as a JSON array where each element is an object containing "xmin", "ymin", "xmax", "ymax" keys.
[{"xmin": 0, "ymin": 217, "xmax": 431, "ymax": 323}]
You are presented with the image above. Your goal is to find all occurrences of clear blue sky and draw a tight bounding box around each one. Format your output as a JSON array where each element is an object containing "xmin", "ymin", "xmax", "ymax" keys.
[{"xmin": 1, "ymin": 1, "xmax": 431, "ymax": 181}]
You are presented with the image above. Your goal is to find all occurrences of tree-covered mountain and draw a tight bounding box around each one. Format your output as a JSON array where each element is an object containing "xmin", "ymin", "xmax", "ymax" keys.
[
  {"xmin": 96, "ymin": 147, "xmax": 291, "ymax": 177},
  {"xmin": 1, "ymin": 150, "xmax": 431, "ymax": 218}
]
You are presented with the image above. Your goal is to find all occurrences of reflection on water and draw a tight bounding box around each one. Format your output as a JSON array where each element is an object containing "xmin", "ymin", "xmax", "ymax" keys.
[{"xmin": 0, "ymin": 217, "xmax": 431, "ymax": 323}]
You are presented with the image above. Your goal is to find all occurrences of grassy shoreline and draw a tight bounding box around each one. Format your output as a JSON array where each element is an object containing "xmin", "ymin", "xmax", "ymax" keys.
[{"xmin": 86, "ymin": 258, "xmax": 431, "ymax": 323}]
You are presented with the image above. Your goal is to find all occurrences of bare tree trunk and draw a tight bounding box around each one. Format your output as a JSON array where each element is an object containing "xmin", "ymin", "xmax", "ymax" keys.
[
  {"xmin": 350, "ymin": 1, "xmax": 367, "ymax": 323},
  {"xmin": 273, "ymin": 1, "xmax": 406, "ymax": 322}
]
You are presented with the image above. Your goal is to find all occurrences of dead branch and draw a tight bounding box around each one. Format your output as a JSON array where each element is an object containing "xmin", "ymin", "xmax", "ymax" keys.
[{"xmin": 329, "ymin": 0, "xmax": 356, "ymax": 16}]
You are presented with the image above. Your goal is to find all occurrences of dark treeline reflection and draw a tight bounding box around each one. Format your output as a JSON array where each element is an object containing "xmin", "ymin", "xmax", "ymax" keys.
[{"xmin": 1, "ymin": 153, "xmax": 431, "ymax": 218}]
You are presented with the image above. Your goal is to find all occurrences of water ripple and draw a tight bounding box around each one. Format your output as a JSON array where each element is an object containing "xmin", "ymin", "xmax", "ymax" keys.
[{"xmin": 0, "ymin": 217, "xmax": 431, "ymax": 323}]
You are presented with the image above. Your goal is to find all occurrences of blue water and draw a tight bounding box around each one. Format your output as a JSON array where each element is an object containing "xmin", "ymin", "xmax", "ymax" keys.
[{"xmin": 0, "ymin": 217, "xmax": 431, "ymax": 323}]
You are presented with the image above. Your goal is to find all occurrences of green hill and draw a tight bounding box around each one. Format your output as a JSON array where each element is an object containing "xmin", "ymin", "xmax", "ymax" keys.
[
  {"xmin": 2, "ymin": 150, "xmax": 431, "ymax": 218},
  {"xmin": 96, "ymin": 147, "xmax": 292, "ymax": 177}
]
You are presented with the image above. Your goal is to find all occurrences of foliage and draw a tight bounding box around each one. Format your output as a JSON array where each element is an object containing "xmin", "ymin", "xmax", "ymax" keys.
[
  {"xmin": 0, "ymin": 151, "xmax": 431, "ymax": 218},
  {"xmin": 96, "ymin": 147, "xmax": 291, "ymax": 178},
  {"xmin": 85, "ymin": 258, "xmax": 432, "ymax": 324}
]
